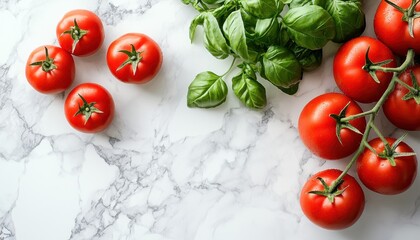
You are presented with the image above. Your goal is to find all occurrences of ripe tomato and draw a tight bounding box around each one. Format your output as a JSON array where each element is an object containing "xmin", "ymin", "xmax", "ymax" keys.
[
  {"xmin": 56, "ymin": 9, "xmax": 104, "ymax": 56},
  {"xmin": 298, "ymin": 93, "xmax": 366, "ymax": 160},
  {"xmin": 333, "ymin": 36, "xmax": 397, "ymax": 103},
  {"xmin": 374, "ymin": 0, "xmax": 420, "ymax": 56},
  {"xmin": 357, "ymin": 137, "xmax": 417, "ymax": 195},
  {"xmin": 64, "ymin": 83, "xmax": 114, "ymax": 133},
  {"xmin": 25, "ymin": 45, "xmax": 75, "ymax": 94},
  {"xmin": 300, "ymin": 169, "xmax": 365, "ymax": 230},
  {"xmin": 107, "ymin": 33, "xmax": 163, "ymax": 84},
  {"xmin": 383, "ymin": 66, "xmax": 420, "ymax": 130}
]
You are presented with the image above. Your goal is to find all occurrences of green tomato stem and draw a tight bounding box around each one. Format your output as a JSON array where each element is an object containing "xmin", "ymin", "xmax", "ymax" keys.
[
  {"xmin": 369, "ymin": 62, "xmax": 413, "ymax": 73},
  {"xmin": 328, "ymin": 49, "xmax": 415, "ymax": 192},
  {"xmin": 370, "ymin": 122, "xmax": 392, "ymax": 151},
  {"xmin": 341, "ymin": 109, "xmax": 375, "ymax": 122},
  {"xmin": 29, "ymin": 47, "xmax": 57, "ymax": 72}
]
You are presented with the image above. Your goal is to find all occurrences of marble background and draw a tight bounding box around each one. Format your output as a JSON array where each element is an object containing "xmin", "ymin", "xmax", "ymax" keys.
[{"xmin": 1, "ymin": 0, "xmax": 420, "ymax": 239}]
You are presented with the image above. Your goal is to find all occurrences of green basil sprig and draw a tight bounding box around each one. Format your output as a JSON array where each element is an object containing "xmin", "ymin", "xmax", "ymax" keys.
[{"xmin": 182, "ymin": 0, "xmax": 365, "ymax": 109}]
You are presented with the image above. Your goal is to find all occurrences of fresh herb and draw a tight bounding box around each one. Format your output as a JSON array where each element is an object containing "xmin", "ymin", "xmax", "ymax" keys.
[{"xmin": 182, "ymin": 0, "xmax": 365, "ymax": 109}]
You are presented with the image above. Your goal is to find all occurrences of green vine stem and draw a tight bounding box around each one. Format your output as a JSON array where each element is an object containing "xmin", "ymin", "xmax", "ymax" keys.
[
  {"xmin": 394, "ymin": 74, "xmax": 419, "ymax": 93},
  {"xmin": 327, "ymin": 49, "xmax": 415, "ymax": 193}
]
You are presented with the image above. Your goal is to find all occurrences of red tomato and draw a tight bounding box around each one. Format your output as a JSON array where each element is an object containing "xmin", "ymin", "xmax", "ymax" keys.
[
  {"xmin": 383, "ymin": 66, "xmax": 420, "ymax": 130},
  {"xmin": 64, "ymin": 83, "xmax": 114, "ymax": 133},
  {"xmin": 333, "ymin": 36, "xmax": 397, "ymax": 103},
  {"xmin": 374, "ymin": 0, "xmax": 420, "ymax": 56},
  {"xmin": 107, "ymin": 33, "xmax": 163, "ymax": 84},
  {"xmin": 25, "ymin": 45, "xmax": 75, "ymax": 94},
  {"xmin": 357, "ymin": 137, "xmax": 417, "ymax": 195},
  {"xmin": 300, "ymin": 169, "xmax": 365, "ymax": 230},
  {"xmin": 56, "ymin": 9, "xmax": 104, "ymax": 56},
  {"xmin": 298, "ymin": 93, "xmax": 366, "ymax": 160}
]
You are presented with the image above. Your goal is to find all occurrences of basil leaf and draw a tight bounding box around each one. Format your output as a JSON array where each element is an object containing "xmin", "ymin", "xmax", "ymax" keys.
[
  {"xmin": 222, "ymin": 10, "xmax": 250, "ymax": 61},
  {"xmin": 240, "ymin": 0, "xmax": 283, "ymax": 19},
  {"xmin": 241, "ymin": 8, "xmax": 258, "ymax": 28},
  {"xmin": 278, "ymin": 24, "xmax": 290, "ymax": 46},
  {"xmin": 187, "ymin": 71, "xmax": 228, "ymax": 108},
  {"xmin": 325, "ymin": 0, "xmax": 365, "ymax": 43},
  {"xmin": 261, "ymin": 46, "xmax": 302, "ymax": 88},
  {"xmin": 288, "ymin": 42, "xmax": 323, "ymax": 71},
  {"xmin": 252, "ymin": 17, "xmax": 280, "ymax": 47},
  {"xmin": 289, "ymin": 0, "xmax": 326, "ymax": 8},
  {"xmin": 203, "ymin": 13, "xmax": 230, "ymax": 59},
  {"xmin": 283, "ymin": 5, "xmax": 335, "ymax": 50},
  {"xmin": 278, "ymin": 82, "xmax": 300, "ymax": 95},
  {"xmin": 280, "ymin": 0, "xmax": 292, "ymax": 4},
  {"xmin": 202, "ymin": 0, "xmax": 223, "ymax": 4},
  {"xmin": 189, "ymin": 14, "xmax": 204, "ymax": 42},
  {"xmin": 211, "ymin": 2, "xmax": 233, "ymax": 20},
  {"xmin": 232, "ymin": 64, "xmax": 267, "ymax": 109}
]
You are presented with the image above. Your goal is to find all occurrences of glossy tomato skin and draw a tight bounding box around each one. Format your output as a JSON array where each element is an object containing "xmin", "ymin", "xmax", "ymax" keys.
[
  {"xmin": 25, "ymin": 45, "xmax": 75, "ymax": 94},
  {"xmin": 64, "ymin": 83, "xmax": 114, "ymax": 133},
  {"xmin": 56, "ymin": 9, "xmax": 104, "ymax": 56},
  {"xmin": 357, "ymin": 138, "xmax": 417, "ymax": 195},
  {"xmin": 333, "ymin": 36, "xmax": 397, "ymax": 103},
  {"xmin": 107, "ymin": 33, "xmax": 163, "ymax": 84},
  {"xmin": 383, "ymin": 66, "xmax": 420, "ymax": 130},
  {"xmin": 374, "ymin": 0, "xmax": 420, "ymax": 56},
  {"xmin": 300, "ymin": 169, "xmax": 365, "ymax": 230},
  {"xmin": 298, "ymin": 93, "xmax": 366, "ymax": 160}
]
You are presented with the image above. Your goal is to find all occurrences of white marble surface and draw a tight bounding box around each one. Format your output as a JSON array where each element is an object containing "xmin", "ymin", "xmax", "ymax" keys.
[{"xmin": 1, "ymin": 0, "xmax": 420, "ymax": 239}]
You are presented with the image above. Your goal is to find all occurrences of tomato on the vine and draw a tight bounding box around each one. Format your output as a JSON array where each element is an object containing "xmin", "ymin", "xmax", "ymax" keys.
[
  {"xmin": 374, "ymin": 0, "xmax": 420, "ymax": 56},
  {"xmin": 383, "ymin": 65, "xmax": 420, "ymax": 130},
  {"xmin": 298, "ymin": 93, "xmax": 366, "ymax": 160},
  {"xmin": 300, "ymin": 169, "xmax": 365, "ymax": 230},
  {"xmin": 25, "ymin": 45, "xmax": 75, "ymax": 94},
  {"xmin": 106, "ymin": 33, "xmax": 163, "ymax": 84},
  {"xmin": 357, "ymin": 137, "xmax": 417, "ymax": 195},
  {"xmin": 56, "ymin": 9, "xmax": 104, "ymax": 56},
  {"xmin": 64, "ymin": 83, "xmax": 114, "ymax": 133},
  {"xmin": 333, "ymin": 36, "xmax": 397, "ymax": 103}
]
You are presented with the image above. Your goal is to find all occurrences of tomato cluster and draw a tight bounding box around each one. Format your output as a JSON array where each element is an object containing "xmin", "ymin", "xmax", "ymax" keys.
[
  {"xmin": 25, "ymin": 9, "xmax": 163, "ymax": 133},
  {"xmin": 298, "ymin": 0, "xmax": 419, "ymax": 230}
]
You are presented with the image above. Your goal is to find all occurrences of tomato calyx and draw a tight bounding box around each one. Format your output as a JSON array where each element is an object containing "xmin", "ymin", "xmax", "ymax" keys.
[
  {"xmin": 309, "ymin": 177, "xmax": 348, "ymax": 203},
  {"xmin": 385, "ymin": 0, "xmax": 420, "ymax": 37},
  {"xmin": 330, "ymin": 102, "xmax": 363, "ymax": 145},
  {"xmin": 62, "ymin": 19, "xmax": 88, "ymax": 54},
  {"xmin": 378, "ymin": 134, "xmax": 416, "ymax": 167},
  {"xmin": 74, "ymin": 93, "xmax": 103, "ymax": 125},
  {"xmin": 117, "ymin": 44, "xmax": 144, "ymax": 75},
  {"xmin": 29, "ymin": 47, "xmax": 57, "ymax": 72},
  {"xmin": 365, "ymin": 132, "xmax": 416, "ymax": 167},
  {"xmin": 362, "ymin": 47, "xmax": 394, "ymax": 83}
]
